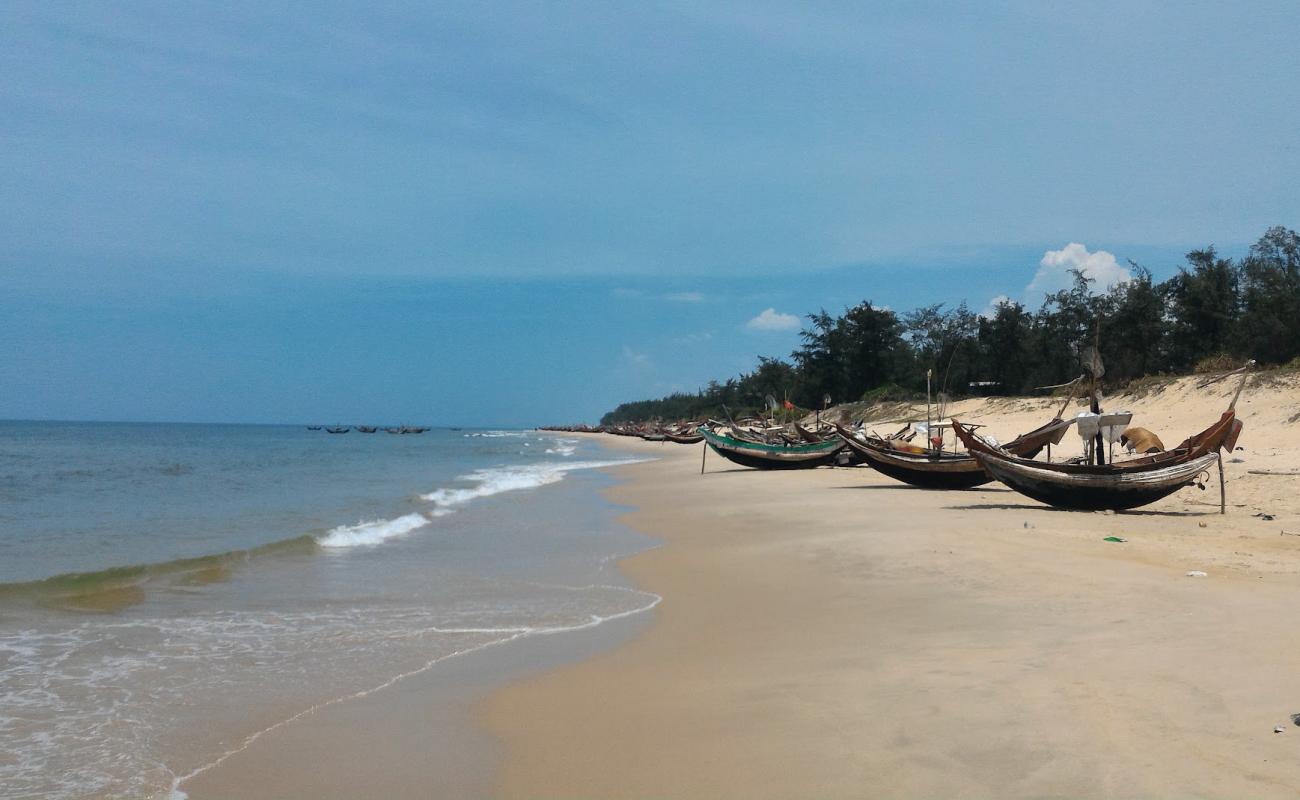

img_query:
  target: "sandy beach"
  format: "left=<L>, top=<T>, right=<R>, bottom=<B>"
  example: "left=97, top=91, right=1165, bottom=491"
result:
left=188, top=374, right=1300, bottom=799
left=489, top=374, right=1300, bottom=798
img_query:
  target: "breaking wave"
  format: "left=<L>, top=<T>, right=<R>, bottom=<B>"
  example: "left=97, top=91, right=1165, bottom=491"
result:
left=544, top=437, right=579, bottom=456
left=421, top=459, right=647, bottom=509
left=317, top=512, right=434, bottom=548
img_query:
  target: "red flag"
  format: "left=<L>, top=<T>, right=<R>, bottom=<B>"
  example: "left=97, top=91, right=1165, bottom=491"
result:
left=783, top=399, right=794, bottom=410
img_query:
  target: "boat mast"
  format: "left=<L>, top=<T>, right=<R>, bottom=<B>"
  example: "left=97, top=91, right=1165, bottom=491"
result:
left=925, top=369, right=933, bottom=450
left=1089, top=319, right=1105, bottom=466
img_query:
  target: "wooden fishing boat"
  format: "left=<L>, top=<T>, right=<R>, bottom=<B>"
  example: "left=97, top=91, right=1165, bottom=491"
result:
left=357, top=426, right=378, bottom=433
left=834, top=415, right=1074, bottom=489
left=953, top=411, right=1242, bottom=511
left=700, top=427, right=844, bottom=470
left=325, top=426, right=350, bottom=434
left=951, top=365, right=1249, bottom=510
left=306, top=426, right=322, bottom=431
left=664, top=431, right=704, bottom=444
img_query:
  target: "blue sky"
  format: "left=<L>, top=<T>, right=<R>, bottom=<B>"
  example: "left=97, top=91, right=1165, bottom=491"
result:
left=3, top=2, right=1298, bottom=425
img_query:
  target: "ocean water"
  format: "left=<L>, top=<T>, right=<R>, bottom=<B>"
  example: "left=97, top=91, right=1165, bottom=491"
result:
left=0, top=422, right=655, bottom=799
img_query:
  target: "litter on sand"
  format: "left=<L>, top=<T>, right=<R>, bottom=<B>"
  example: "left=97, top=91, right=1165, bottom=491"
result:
left=1186, top=570, right=1209, bottom=578
left=1103, top=536, right=1127, bottom=543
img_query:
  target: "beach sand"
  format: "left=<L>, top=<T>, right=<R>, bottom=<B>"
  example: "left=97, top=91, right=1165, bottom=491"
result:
left=190, top=373, right=1300, bottom=798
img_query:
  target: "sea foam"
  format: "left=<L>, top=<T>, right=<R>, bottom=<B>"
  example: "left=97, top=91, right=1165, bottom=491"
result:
left=422, top=459, right=645, bottom=509
left=318, top=512, right=431, bottom=548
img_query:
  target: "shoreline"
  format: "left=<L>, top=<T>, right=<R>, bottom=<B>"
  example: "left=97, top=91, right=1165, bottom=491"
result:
left=176, top=443, right=662, bottom=800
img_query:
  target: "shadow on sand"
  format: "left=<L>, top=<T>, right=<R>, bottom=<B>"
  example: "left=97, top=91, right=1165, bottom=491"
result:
left=942, top=502, right=1212, bottom=517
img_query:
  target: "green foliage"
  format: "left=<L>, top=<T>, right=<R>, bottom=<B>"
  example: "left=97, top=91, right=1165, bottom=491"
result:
left=601, top=226, right=1300, bottom=424
left=1192, top=354, right=1246, bottom=374
left=859, top=382, right=916, bottom=403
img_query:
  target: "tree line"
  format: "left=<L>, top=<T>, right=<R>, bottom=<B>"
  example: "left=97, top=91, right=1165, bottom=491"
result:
left=600, top=226, right=1300, bottom=425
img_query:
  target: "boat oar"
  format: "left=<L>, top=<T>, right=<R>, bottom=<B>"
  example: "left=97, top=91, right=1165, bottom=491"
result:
left=701, top=442, right=707, bottom=475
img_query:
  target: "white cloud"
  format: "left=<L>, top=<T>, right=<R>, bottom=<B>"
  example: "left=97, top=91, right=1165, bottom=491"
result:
left=663, top=291, right=705, bottom=303
left=672, top=330, right=714, bottom=345
left=620, top=345, right=651, bottom=369
left=980, top=294, right=1011, bottom=319
left=1026, top=243, right=1131, bottom=298
left=745, top=308, right=800, bottom=331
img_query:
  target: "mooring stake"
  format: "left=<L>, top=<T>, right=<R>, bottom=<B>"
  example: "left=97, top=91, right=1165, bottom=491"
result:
left=1218, top=451, right=1226, bottom=515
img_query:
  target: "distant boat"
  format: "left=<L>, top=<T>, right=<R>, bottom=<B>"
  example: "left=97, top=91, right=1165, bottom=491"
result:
left=385, top=427, right=401, bottom=434
left=357, top=426, right=378, bottom=433
left=306, top=426, right=322, bottom=431
left=325, top=426, right=350, bottom=434
left=399, top=426, right=429, bottom=434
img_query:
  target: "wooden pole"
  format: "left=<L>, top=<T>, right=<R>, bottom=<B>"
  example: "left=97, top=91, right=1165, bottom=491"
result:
left=1091, top=320, right=1105, bottom=466
left=1228, top=360, right=1255, bottom=412
left=926, top=369, right=933, bottom=448
left=700, top=442, right=707, bottom=475
left=1218, top=451, right=1226, bottom=514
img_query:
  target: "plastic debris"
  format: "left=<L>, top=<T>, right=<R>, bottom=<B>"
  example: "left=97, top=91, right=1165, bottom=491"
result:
left=1198, top=522, right=1208, bottom=528
left=1186, top=570, right=1208, bottom=578
left=1023, top=521, right=1034, bottom=529
left=1103, top=536, right=1127, bottom=543
left=1276, top=726, right=1286, bottom=734
left=1254, top=512, right=1276, bottom=521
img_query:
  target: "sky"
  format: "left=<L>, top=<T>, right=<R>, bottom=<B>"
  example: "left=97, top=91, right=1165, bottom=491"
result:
left=3, top=2, right=1299, bottom=425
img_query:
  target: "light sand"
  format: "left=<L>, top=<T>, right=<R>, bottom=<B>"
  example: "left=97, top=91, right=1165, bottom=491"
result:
left=488, top=374, right=1300, bottom=798
left=186, top=373, right=1300, bottom=798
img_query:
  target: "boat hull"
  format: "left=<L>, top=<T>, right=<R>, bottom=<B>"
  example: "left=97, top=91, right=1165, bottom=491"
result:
left=664, top=434, right=704, bottom=444
left=973, top=451, right=1219, bottom=511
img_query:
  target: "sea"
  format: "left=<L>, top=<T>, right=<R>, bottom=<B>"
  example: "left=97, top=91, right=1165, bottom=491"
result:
left=0, top=421, right=655, bottom=799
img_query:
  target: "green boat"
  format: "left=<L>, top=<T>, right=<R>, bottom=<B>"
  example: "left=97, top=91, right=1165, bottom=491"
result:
left=700, top=428, right=844, bottom=470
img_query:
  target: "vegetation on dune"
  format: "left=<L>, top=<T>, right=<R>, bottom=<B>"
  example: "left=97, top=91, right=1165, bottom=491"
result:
left=601, top=226, right=1300, bottom=425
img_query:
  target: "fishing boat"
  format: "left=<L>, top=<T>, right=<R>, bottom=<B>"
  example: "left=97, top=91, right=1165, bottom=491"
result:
left=951, top=366, right=1250, bottom=511
left=835, top=414, right=1074, bottom=490
left=357, top=426, right=378, bottom=433
left=664, top=428, right=704, bottom=444
left=306, top=426, right=322, bottom=431
left=700, top=427, right=844, bottom=470
left=325, top=426, right=350, bottom=434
